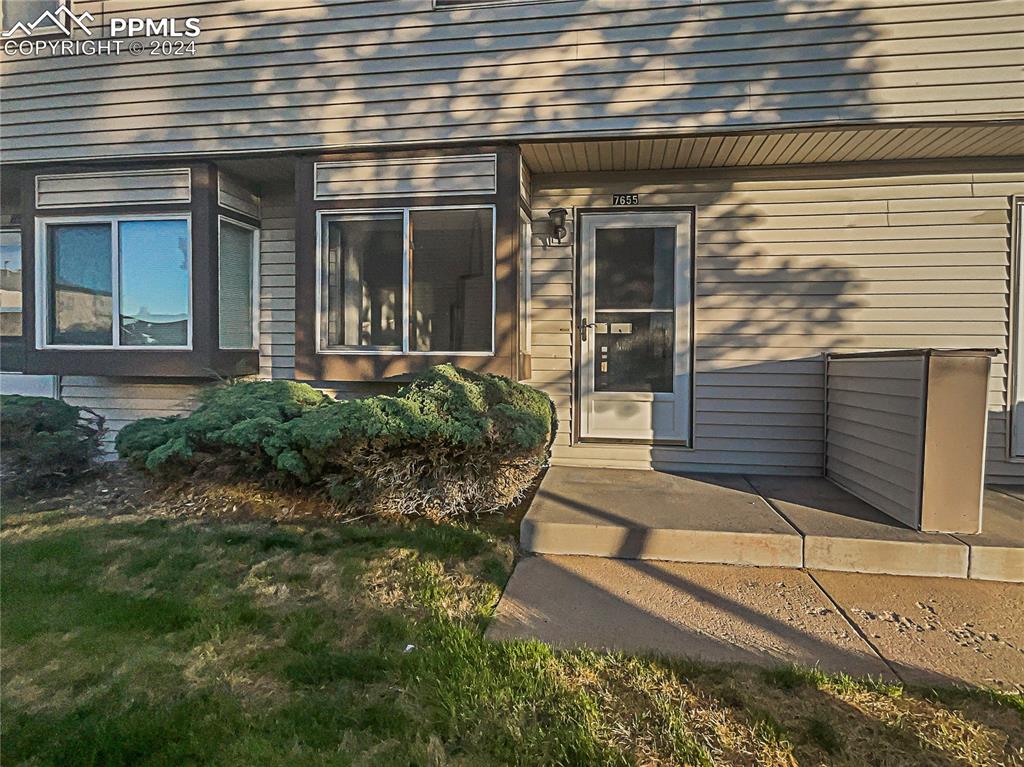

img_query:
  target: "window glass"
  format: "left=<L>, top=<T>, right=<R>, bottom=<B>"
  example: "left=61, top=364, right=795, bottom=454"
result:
left=0, top=230, right=21, bottom=337
left=409, top=208, right=492, bottom=352
left=323, top=214, right=403, bottom=349
left=219, top=220, right=256, bottom=349
left=2, top=1, right=61, bottom=28
left=118, top=219, right=189, bottom=346
left=48, top=223, right=113, bottom=346
left=519, top=212, right=531, bottom=355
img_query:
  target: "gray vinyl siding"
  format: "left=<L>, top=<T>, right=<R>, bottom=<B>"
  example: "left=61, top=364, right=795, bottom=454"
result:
left=34, top=169, right=191, bottom=208
left=3, top=1, right=1023, bottom=162
left=218, top=171, right=261, bottom=218
left=528, top=159, right=1024, bottom=479
left=258, top=183, right=297, bottom=379
left=825, top=355, right=925, bottom=525
left=313, top=155, right=497, bottom=200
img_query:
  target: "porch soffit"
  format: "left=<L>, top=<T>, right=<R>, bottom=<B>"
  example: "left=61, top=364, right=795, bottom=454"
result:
left=519, top=123, right=1024, bottom=175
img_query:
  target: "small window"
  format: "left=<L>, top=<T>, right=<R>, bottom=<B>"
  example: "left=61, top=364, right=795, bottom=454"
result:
left=38, top=216, right=191, bottom=349
left=218, top=218, right=259, bottom=350
left=1, top=229, right=22, bottom=337
left=319, top=206, right=495, bottom=354
left=1, top=1, right=65, bottom=32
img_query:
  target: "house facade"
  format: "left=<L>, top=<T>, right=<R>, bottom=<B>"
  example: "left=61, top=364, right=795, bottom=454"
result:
left=1, top=0, right=1023, bottom=487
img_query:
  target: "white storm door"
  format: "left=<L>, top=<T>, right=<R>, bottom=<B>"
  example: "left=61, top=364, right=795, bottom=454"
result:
left=579, top=211, right=693, bottom=443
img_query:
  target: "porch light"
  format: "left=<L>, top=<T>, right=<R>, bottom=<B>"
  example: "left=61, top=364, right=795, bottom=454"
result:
left=548, top=208, right=567, bottom=242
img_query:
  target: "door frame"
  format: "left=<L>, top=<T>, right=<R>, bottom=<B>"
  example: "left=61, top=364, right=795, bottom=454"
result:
left=573, top=206, right=697, bottom=446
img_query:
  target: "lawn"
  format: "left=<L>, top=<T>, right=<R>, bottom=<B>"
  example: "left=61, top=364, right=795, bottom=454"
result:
left=2, top=472, right=1022, bottom=767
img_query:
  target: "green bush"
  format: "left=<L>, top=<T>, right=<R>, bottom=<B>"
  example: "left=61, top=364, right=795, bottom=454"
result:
left=115, top=380, right=327, bottom=474
left=0, top=395, right=104, bottom=491
left=116, top=365, right=554, bottom=517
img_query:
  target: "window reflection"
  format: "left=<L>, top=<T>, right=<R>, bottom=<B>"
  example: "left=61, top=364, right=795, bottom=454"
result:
left=118, top=219, right=189, bottom=346
left=48, top=223, right=113, bottom=346
left=409, top=208, right=492, bottom=352
left=323, top=215, right=404, bottom=350
left=0, top=230, right=21, bottom=337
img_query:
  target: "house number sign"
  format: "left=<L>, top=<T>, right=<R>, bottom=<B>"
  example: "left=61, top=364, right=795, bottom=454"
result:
left=611, top=193, right=639, bottom=205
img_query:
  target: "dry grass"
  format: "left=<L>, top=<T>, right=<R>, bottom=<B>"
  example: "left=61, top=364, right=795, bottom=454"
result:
left=2, top=469, right=1022, bottom=766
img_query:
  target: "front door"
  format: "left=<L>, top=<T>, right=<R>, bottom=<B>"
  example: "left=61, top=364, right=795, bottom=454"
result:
left=578, top=211, right=693, bottom=442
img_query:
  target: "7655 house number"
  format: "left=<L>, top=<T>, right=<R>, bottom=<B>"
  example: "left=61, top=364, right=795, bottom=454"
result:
left=612, top=194, right=639, bottom=205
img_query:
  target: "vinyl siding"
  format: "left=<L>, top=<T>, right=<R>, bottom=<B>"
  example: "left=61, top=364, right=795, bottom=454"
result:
left=218, top=171, right=261, bottom=218
left=2, top=0, right=1023, bottom=162
left=313, top=154, right=497, bottom=199
left=825, top=355, right=926, bottom=525
left=34, top=169, right=191, bottom=208
left=258, top=183, right=297, bottom=379
left=528, top=159, right=1024, bottom=479
left=59, top=376, right=203, bottom=449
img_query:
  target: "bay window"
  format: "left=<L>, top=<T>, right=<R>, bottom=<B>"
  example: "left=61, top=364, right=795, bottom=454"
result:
left=37, top=216, right=191, bottom=349
left=318, top=206, right=494, bottom=354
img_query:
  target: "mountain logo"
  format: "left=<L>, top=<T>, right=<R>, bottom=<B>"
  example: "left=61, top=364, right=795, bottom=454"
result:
left=2, top=6, right=95, bottom=37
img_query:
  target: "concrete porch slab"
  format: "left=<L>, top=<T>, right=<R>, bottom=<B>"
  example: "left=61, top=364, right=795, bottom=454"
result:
left=747, top=476, right=969, bottom=579
left=487, top=555, right=894, bottom=679
left=958, top=488, right=1024, bottom=583
left=520, top=467, right=803, bottom=568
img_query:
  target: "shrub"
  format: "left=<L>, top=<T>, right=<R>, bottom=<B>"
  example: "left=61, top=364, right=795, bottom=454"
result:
left=0, top=395, right=104, bottom=492
left=115, top=380, right=327, bottom=474
left=117, top=365, right=555, bottom=518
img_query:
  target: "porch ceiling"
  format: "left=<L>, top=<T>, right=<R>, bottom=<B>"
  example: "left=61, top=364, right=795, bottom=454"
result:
left=520, top=122, right=1024, bottom=175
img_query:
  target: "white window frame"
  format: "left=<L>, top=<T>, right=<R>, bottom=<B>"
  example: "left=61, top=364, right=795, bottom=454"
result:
left=519, top=208, right=532, bottom=356
left=1012, top=197, right=1024, bottom=458
left=315, top=204, right=496, bottom=356
left=35, top=213, right=193, bottom=351
left=217, top=215, right=260, bottom=351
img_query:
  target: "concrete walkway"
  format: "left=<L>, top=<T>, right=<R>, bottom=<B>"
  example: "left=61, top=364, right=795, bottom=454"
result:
left=521, top=468, right=1024, bottom=581
left=488, top=555, right=1024, bottom=689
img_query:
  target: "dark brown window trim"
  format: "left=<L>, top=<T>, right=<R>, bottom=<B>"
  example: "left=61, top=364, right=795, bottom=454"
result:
left=20, top=161, right=259, bottom=379
left=294, top=145, right=525, bottom=382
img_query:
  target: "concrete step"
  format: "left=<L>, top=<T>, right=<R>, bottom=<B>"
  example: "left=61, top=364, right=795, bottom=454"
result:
left=520, top=467, right=1024, bottom=581
left=521, top=469, right=802, bottom=568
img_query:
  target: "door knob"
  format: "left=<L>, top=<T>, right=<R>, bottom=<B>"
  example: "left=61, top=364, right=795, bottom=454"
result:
left=579, top=321, right=597, bottom=342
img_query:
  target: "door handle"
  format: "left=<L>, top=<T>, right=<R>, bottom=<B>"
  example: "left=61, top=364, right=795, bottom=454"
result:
left=579, top=321, right=597, bottom=342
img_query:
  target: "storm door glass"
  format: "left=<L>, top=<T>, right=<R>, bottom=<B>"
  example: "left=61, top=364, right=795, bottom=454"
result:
left=593, top=227, right=676, bottom=393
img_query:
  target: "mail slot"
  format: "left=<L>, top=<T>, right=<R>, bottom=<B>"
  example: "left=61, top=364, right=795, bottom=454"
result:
left=610, top=323, right=632, bottom=334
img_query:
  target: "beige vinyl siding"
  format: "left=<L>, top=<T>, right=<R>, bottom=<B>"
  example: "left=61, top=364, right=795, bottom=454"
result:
left=825, top=355, right=925, bottom=525
left=258, top=183, right=297, bottom=379
left=3, top=1, right=1023, bottom=162
left=529, top=159, right=1024, bottom=478
left=313, top=155, right=497, bottom=200
left=34, top=169, right=191, bottom=208
left=59, top=376, right=203, bottom=449
left=218, top=171, right=261, bottom=218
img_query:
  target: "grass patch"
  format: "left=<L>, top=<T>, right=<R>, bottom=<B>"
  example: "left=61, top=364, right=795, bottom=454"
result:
left=3, top=478, right=1023, bottom=766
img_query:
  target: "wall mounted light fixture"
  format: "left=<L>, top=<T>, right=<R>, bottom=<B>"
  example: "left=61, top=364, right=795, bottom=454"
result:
left=548, top=208, right=567, bottom=242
